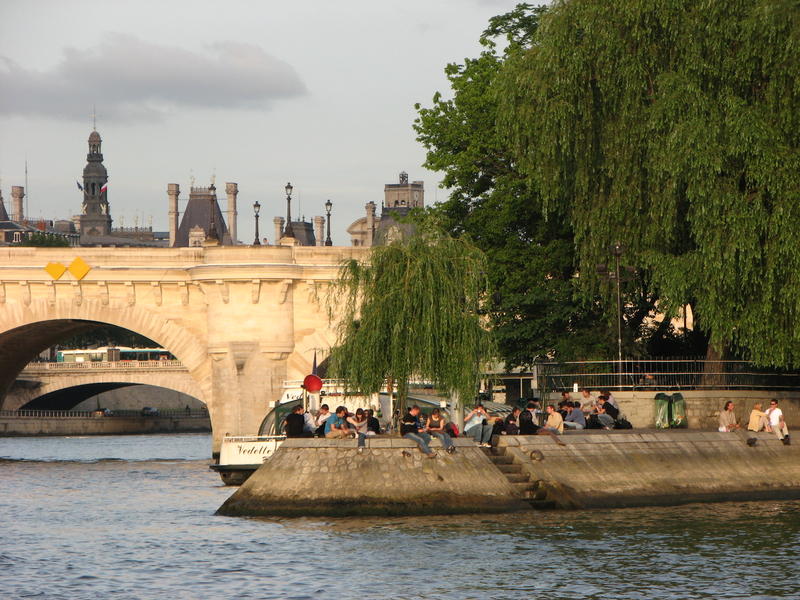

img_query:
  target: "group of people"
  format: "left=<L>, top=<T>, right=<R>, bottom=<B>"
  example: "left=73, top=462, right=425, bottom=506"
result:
left=283, top=403, right=382, bottom=453
left=718, top=399, right=791, bottom=444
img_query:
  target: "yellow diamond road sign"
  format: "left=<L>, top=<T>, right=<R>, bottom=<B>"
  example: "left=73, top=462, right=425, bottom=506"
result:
left=68, top=257, right=91, bottom=280
left=44, top=262, right=67, bottom=280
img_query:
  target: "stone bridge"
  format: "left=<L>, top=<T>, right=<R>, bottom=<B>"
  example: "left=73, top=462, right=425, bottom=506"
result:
left=8, top=360, right=200, bottom=411
left=0, top=245, right=366, bottom=454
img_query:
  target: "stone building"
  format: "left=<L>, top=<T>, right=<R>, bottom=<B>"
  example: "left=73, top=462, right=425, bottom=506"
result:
left=347, top=171, right=424, bottom=247
left=0, top=186, right=79, bottom=246
left=170, top=182, right=235, bottom=247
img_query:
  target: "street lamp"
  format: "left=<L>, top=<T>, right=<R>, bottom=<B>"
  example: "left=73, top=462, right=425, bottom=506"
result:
left=597, top=241, right=634, bottom=387
left=283, top=182, right=294, bottom=238
left=253, top=201, right=261, bottom=246
left=324, top=199, right=333, bottom=246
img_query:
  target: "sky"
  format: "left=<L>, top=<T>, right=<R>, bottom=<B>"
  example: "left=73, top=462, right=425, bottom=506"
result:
left=0, top=0, right=520, bottom=245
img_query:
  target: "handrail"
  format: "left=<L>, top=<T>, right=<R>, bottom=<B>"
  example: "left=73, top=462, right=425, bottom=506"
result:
left=21, top=360, right=185, bottom=371
left=0, top=409, right=209, bottom=419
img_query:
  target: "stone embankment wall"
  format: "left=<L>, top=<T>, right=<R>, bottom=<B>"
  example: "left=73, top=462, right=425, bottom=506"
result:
left=0, top=415, right=210, bottom=436
left=217, top=437, right=528, bottom=517
left=497, top=430, right=800, bottom=509
left=607, top=391, right=799, bottom=430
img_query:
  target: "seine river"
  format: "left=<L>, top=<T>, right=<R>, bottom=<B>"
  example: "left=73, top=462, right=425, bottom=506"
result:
left=1, top=433, right=798, bottom=599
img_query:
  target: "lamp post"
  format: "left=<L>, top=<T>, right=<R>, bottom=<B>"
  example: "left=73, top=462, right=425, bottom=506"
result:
left=283, top=182, right=294, bottom=238
left=597, top=241, right=633, bottom=388
left=253, top=201, right=261, bottom=246
left=324, top=199, right=333, bottom=246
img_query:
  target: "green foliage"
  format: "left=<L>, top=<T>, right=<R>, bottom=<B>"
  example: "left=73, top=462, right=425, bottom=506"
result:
left=17, top=232, right=70, bottom=247
left=414, top=3, right=616, bottom=365
left=499, top=0, right=800, bottom=367
left=327, top=219, right=492, bottom=406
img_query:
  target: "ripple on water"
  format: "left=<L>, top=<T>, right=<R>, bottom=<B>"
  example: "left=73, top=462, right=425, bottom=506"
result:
left=0, top=434, right=798, bottom=599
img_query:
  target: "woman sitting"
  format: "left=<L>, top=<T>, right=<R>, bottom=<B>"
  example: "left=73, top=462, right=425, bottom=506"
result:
left=347, top=408, right=373, bottom=453
left=425, top=407, right=456, bottom=454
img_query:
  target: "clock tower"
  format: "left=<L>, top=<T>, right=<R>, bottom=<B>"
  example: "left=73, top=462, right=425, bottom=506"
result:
left=383, top=171, right=424, bottom=216
left=79, top=129, right=112, bottom=238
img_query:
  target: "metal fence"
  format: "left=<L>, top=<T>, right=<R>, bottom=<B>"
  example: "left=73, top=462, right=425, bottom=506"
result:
left=537, top=359, right=800, bottom=392
left=0, top=409, right=209, bottom=419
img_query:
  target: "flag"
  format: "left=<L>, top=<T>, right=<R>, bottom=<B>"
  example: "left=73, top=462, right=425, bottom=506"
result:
left=312, top=350, right=318, bottom=376
left=100, top=182, right=108, bottom=193
left=76, top=181, right=83, bottom=191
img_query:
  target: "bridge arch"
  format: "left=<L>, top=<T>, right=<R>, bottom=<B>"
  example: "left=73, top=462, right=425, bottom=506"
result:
left=8, top=369, right=206, bottom=412
left=0, top=297, right=211, bottom=411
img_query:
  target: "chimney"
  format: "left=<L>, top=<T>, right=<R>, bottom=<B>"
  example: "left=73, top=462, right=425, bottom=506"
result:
left=11, top=186, right=24, bottom=222
left=365, top=201, right=376, bottom=247
left=313, top=216, right=325, bottom=246
left=273, top=216, right=285, bottom=244
left=225, top=182, right=238, bottom=245
left=168, top=183, right=180, bottom=247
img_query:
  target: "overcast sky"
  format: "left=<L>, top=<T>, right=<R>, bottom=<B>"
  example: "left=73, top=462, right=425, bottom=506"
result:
left=0, top=0, right=520, bottom=244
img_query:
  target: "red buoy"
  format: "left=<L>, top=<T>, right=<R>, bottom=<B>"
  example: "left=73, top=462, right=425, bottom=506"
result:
left=303, top=374, right=323, bottom=392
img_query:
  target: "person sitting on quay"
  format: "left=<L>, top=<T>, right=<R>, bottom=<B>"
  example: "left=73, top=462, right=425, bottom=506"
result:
left=347, top=407, right=374, bottom=453
left=324, top=406, right=352, bottom=439
left=284, top=404, right=312, bottom=438
left=747, top=402, right=770, bottom=433
left=563, top=401, right=586, bottom=430
left=718, top=400, right=741, bottom=432
left=464, top=403, right=494, bottom=447
left=595, top=395, right=619, bottom=429
left=400, top=405, right=437, bottom=458
left=601, top=389, right=619, bottom=410
left=519, top=401, right=538, bottom=435
left=580, top=388, right=596, bottom=412
left=538, top=405, right=567, bottom=445
left=314, top=404, right=332, bottom=436
left=425, top=407, right=456, bottom=454
left=504, top=407, right=521, bottom=435
left=766, top=399, right=790, bottom=445
left=366, top=409, right=381, bottom=435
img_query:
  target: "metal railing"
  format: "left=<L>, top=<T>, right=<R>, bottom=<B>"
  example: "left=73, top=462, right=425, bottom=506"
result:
left=0, top=409, right=209, bottom=419
left=21, top=360, right=185, bottom=371
left=537, top=359, right=800, bottom=392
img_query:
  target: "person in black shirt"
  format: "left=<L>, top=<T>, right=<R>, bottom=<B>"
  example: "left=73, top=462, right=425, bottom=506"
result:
left=284, top=404, right=311, bottom=437
left=596, top=396, right=618, bottom=428
left=518, top=402, right=541, bottom=435
left=366, top=409, right=381, bottom=434
left=400, top=405, right=436, bottom=458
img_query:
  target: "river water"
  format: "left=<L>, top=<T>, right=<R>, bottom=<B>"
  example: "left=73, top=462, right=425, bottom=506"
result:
left=1, top=433, right=798, bottom=599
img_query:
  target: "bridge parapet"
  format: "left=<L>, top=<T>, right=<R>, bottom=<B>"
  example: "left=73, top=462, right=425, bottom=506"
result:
left=22, top=360, right=186, bottom=372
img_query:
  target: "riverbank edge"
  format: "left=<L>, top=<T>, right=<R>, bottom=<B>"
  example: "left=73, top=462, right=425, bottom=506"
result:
left=217, top=430, right=800, bottom=517
left=498, top=429, right=800, bottom=509
left=216, top=437, right=528, bottom=517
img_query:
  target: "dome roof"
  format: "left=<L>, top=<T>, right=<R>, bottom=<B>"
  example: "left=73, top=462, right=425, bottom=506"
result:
left=88, top=130, right=101, bottom=144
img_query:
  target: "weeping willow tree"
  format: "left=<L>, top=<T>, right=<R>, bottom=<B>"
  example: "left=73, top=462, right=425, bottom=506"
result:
left=327, top=220, right=493, bottom=418
left=498, top=0, right=800, bottom=367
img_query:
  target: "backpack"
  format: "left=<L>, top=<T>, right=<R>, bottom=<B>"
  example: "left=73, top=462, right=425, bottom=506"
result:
left=615, top=417, right=633, bottom=430
left=445, top=422, right=459, bottom=438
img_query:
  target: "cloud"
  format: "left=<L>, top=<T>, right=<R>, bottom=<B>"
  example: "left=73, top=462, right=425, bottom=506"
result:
left=0, top=35, right=307, bottom=121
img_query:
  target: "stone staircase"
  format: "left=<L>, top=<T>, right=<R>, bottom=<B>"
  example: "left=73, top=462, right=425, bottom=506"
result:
left=481, top=446, right=555, bottom=509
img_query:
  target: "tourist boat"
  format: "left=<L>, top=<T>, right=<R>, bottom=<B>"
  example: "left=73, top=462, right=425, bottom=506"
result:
left=209, top=434, right=286, bottom=486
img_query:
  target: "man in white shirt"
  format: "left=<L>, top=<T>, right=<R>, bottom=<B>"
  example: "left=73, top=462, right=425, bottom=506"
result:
left=766, top=399, right=790, bottom=445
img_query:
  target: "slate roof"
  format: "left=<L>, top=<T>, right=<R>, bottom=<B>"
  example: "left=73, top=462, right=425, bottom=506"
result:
left=174, top=187, right=232, bottom=246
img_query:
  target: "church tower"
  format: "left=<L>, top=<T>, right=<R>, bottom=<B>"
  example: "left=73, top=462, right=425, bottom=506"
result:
left=79, top=129, right=112, bottom=238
